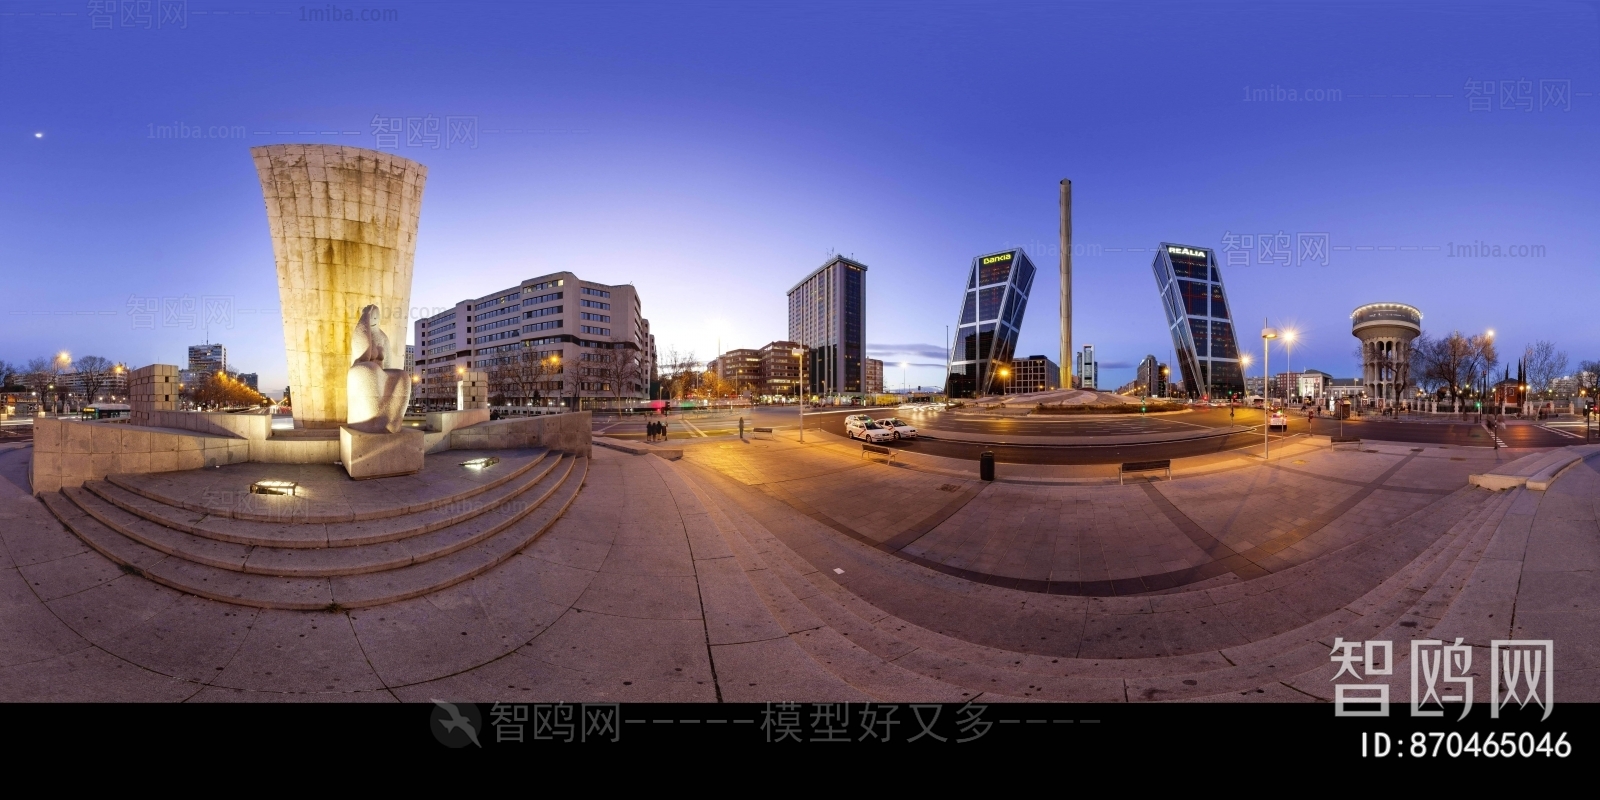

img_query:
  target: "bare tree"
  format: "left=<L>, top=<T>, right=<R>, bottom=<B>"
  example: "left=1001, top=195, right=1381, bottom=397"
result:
left=1409, top=335, right=1443, bottom=395
left=486, top=362, right=515, bottom=406
left=658, top=346, right=701, bottom=401
left=598, top=348, right=645, bottom=408
left=0, top=360, right=17, bottom=388
left=1523, top=340, right=1568, bottom=400
left=1411, top=331, right=1495, bottom=406
left=23, top=357, right=55, bottom=412
left=75, top=355, right=114, bottom=403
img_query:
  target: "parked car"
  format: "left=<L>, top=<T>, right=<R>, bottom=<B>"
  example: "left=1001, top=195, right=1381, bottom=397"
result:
left=843, top=414, right=871, bottom=426
left=875, top=417, right=918, bottom=439
left=845, top=418, right=895, bottom=443
left=1268, top=410, right=1288, bottom=431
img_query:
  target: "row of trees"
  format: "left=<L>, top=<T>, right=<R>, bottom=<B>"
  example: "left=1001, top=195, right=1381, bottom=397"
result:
left=656, top=347, right=767, bottom=401
left=0, top=355, right=125, bottom=412
left=187, top=372, right=270, bottom=410
left=482, top=347, right=648, bottom=407
left=1409, top=334, right=1597, bottom=404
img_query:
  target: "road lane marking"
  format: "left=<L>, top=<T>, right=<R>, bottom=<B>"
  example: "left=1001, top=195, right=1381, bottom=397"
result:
left=1538, top=424, right=1582, bottom=440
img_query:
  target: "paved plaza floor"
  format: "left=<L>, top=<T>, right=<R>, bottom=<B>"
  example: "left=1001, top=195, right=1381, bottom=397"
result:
left=1, top=434, right=1596, bottom=703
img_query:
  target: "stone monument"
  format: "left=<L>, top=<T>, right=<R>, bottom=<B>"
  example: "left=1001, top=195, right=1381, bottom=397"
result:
left=340, top=304, right=424, bottom=479
left=253, top=144, right=427, bottom=429
left=346, top=304, right=410, bottom=433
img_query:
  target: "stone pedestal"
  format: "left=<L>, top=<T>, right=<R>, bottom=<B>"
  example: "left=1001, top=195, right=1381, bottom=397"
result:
left=130, top=364, right=179, bottom=426
left=458, top=371, right=488, bottom=410
left=340, top=426, right=424, bottom=480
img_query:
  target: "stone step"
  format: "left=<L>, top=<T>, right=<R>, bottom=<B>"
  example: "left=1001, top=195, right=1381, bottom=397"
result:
left=43, top=456, right=588, bottom=610
left=104, top=448, right=549, bottom=524
left=83, top=450, right=559, bottom=548
left=686, top=456, right=1499, bottom=695
left=62, top=455, right=572, bottom=578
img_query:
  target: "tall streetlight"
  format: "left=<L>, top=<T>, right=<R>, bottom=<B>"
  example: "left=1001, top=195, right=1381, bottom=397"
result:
left=792, top=345, right=806, bottom=442
left=1281, top=329, right=1297, bottom=404
left=1240, top=353, right=1253, bottom=404
left=1262, top=323, right=1279, bottom=459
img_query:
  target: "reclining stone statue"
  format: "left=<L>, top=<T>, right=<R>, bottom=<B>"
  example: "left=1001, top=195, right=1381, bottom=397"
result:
left=346, top=304, right=410, bottom=434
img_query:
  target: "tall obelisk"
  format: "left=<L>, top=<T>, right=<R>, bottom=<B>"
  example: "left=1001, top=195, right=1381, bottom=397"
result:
left=1059, top=178, right=1073, bottom=390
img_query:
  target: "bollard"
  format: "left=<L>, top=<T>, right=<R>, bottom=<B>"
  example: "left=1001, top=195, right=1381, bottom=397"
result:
left=980, top=450, right=995, bottom=481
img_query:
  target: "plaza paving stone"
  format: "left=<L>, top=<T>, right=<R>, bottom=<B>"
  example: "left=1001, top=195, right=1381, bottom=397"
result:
left=0, top=436, right=1596, bottom=703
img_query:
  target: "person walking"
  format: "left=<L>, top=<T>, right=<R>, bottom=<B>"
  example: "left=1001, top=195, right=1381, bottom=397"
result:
left=647, top=421, right=656, bottom=441
left=661, top=421, right=669, bottom=441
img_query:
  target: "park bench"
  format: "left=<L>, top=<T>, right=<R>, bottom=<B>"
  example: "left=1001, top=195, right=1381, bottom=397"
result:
left=1330, top=436, right=1361, bottom=450
left=1119, top=459, right=1171, bottom=484
left=862, top=443, right=896, bottom=465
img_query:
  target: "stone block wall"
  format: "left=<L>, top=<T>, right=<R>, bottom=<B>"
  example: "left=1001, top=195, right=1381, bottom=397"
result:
left=130, top=364, right=179, bottom=426
left=449, top=411, right=591, bottom=458
left=144, top=410, right=270, bottom=441
left=457, top=371, right=487, bottom=410
left=30, top=417, right=250, bottom=494
left=425, top=408, right=490, bottom=435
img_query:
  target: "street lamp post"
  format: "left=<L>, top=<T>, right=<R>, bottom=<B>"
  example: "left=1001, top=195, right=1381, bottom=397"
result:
left=792, top=345, right=805, bottom=442
left=1282, top=330, right=1296, bottom=405
left=1262, top=323, right=1279, bottom=459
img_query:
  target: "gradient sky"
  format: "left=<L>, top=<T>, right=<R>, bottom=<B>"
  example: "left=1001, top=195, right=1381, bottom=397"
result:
left=3, top=1, right=1597, bottom=394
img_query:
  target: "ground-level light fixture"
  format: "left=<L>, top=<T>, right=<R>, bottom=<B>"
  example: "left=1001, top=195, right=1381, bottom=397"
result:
left=250, top=479, right=298, bottom=496
left=459, top=457, right=500, bottom=469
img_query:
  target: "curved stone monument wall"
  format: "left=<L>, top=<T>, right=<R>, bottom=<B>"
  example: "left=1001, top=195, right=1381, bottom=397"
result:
left=252, top=144, right=427, bottom=428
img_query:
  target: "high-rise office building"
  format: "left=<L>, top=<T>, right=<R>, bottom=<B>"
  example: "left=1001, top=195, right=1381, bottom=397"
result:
left=758, top=341, right=801, bottom=398
left=1135, top=355, right=1167, bottom=397
left=1007, top=355, right=1060, bottom=394
left=187, top=343, right=226, bottom=381
left=413, top=272, right=650, bottom=410
left=1151, top=244, right=1244, bottom=399
left=865, top=358, right=884, bottom=394
left=1080, top=344, right=1097, bottom=390
left=787, top=256, right=868, bottom=397
left=946, top=248, right=1036, bottom=398
left=712, top=348, right=764, bottom=392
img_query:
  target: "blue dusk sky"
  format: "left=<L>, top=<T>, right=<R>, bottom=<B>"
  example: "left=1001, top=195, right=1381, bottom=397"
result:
left=2, top=1, right=1597, bottom=394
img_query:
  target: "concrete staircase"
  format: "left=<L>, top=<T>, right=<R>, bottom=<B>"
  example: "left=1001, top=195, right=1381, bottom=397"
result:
left=40, top=449, right=587, bottom=610
left=663, top=456, right=1526, bottom=702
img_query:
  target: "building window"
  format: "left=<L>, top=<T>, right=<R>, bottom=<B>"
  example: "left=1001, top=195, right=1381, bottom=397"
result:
left=580, top=299, right=610, bottom=310
left=524, top=305, right=562, bottom=319
left=580, top=312, right=610, bottom=322
left=525, top=279, right=564, bottom=292
left=474, top=294, right=521, bottom=311
left=524, top=320, right=563, bottom=333
left=523, top=292, right=563, bottom=306
left=581, top=287, right=610, bottom=298
left=580, top=326, right=610, bottom=335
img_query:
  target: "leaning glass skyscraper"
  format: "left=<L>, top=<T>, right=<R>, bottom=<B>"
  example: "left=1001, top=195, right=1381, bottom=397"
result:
left=946, top=248, right=1035, bottom=398
left=1151, top=244, right=1243, bottom=399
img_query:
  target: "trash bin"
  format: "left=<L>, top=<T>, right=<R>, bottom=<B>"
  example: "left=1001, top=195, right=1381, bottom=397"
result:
left=980, top=450, right=995, bottom=482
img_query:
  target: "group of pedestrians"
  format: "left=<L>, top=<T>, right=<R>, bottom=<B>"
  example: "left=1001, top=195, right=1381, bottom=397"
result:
left=646, top=420, right=669, bottom=442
